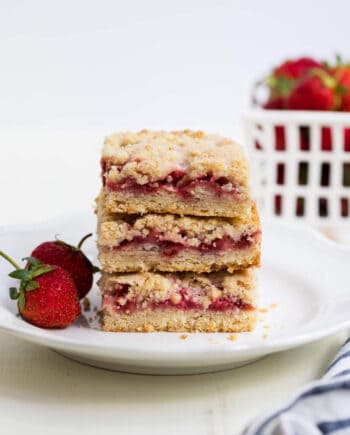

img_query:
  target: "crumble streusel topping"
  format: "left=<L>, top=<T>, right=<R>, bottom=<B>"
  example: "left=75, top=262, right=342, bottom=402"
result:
left=99, top=211, right=259, bottom=247
left=97, top=190, right=260, bottom=247
left=99, top=270, right=256, bottom=308
left=102, top=130, right=249, bottom=185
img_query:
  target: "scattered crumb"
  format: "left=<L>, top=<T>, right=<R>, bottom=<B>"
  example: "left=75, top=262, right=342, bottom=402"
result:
left=88, top=317, right=93, bottom=322
left=259, top=308, right=269, bottom=313
left=270, top=303, right=278, bottom=309
left=82, top=297, right=91, bottom=311
left=93, top=306, right=98, bottom=312
left=263, top=324, right=270, bottom=329
left=262, top=334, right=269, bottom=339
left=228, top=334, right=237, bottom=341
left=208, top=337, right=219, bottom=345
left=322, top=228, right=336, bottom=240
left=180, top=334, right=188, bottom=340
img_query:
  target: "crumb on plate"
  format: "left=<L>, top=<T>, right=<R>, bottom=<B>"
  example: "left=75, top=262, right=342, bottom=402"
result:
left=259, top=308, right=269, bottom=313
left=82, top=297, right=91, bottom=311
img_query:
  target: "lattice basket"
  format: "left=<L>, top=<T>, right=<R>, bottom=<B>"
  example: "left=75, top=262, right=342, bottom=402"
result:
left=244, top=110, right=350, bottom=233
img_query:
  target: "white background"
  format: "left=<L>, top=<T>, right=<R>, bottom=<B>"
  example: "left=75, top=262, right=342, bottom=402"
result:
left=0, top=1, right=349, bottom=434
left=1, top=0, right=350, bottom=224
left=1, top=0, right=350, bottom=135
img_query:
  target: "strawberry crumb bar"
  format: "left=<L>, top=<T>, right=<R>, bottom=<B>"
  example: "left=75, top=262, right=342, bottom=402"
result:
left=99, top=270, right=257, bottom=332
left=101, top=130, right=252, bottom=218
left=97, top=190, right=261, bottom=273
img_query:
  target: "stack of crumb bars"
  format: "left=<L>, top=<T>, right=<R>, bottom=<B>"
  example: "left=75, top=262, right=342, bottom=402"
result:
left=97, top=130, right=261, bottom=332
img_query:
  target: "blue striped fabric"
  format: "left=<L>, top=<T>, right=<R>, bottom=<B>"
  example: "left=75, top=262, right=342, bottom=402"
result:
left=242, top=336, right=350, bottom=435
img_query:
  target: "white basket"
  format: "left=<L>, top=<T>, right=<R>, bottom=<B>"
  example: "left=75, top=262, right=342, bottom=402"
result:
left=244, top=110, right=350, bottom=231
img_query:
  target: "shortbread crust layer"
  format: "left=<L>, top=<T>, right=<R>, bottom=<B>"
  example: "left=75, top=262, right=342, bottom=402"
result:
left=102, top=309, right=257, bottom=333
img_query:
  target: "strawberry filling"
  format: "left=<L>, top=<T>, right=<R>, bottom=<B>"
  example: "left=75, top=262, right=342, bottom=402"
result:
left=103, top=284, right=254, bottom=314
left=103, top=231, right=259, bottom=258
left=102, top=161, right=240, bottom=198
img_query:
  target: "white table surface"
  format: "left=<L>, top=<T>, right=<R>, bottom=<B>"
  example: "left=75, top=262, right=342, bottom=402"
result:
left=0, top=133, right=348, bottom=435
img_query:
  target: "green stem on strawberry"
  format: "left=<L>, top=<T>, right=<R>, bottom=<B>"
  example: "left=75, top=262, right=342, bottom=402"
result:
left=0, top=251, right=55, bottom=309
left=77, top=233, right=93, bottom=250
left=76, top=233, right=100, bottom=273
left=0, top=250, right=21, bottom=270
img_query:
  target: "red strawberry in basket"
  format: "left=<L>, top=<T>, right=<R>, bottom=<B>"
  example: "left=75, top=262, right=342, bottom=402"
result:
left=31, top=233, right=99, bottom=299
left=274, top=57, right=323, bottom=80
left=0, top=252, right=80, bottom=328
left=321, top=127, right=332, bottom=151
left=286, top=70, right=337, bottom=111
left=345, top=128, right=350, bottom=151
left=264, top=98, right=284, bottom=110
left=320, top=127, right=350, bottom=152
left=332, top=65, right=350, bottom=111
left=264, top=57, right=324, bottom=109
left=275, top=126, right=286, bottom=151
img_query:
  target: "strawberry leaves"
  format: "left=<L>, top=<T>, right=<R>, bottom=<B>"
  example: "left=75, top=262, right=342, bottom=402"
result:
left=9, top=269, right=32, bottom=280
left=0, top=250, right=55, bottom=312
left=9, top=287, right=19, bottom=299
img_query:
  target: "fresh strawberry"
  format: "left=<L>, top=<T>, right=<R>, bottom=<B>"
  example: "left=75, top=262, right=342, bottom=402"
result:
left=263, top=98, right=284, bottom=109
left=31, top=234, right=99, bottom=299
left=320, top=127, right=350, bottom=151
left=274, top=125, right=310, bottom=151
left=275, top=126, right=286, bottom=150
left=286, top=70, right=337, bottom=111
left=321, top=127, right=332, bottom=151
left=264, top=57, right=324, bottom=108
left=274, top=57, right=323, bottom=80
left=274, top=195, right=282, bottom=215
left=0, top=253, right=80, bottom=328
left=345, top=128, right=350, bottom=151
left=332, top=66, right=350, bottom=111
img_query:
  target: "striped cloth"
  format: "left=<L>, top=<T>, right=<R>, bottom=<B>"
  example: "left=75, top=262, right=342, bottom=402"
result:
left=243, top=336, right=350, bottom=435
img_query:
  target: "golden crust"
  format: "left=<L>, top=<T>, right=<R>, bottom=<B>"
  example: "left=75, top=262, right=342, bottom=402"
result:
left=102, top=308, right=257, bottom=332
left=104, top=188, right=253, bottom=218
left=98, top=247, right=260, bottom=273
left=102, top=129, right=249, bottom=187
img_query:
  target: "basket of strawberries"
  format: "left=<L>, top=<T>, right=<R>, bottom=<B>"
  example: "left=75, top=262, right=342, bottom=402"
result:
left=244, top=56, right=350, bottom=231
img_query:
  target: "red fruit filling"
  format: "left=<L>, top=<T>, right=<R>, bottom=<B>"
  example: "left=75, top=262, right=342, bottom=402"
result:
left=101, top=161, right=240, bottom=198
left=104, top=284, right=254, bottom=314
left=105, top=231, right=259, bottom=258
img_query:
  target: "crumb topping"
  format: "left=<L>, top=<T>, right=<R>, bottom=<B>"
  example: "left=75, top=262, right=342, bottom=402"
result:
left=102, top=130, right=249, bottom=186
left=99, top=212, right=259, bottom=247
left=97, top=190, right=260, bottom=247
left=99, top=270, right=256, bottom=309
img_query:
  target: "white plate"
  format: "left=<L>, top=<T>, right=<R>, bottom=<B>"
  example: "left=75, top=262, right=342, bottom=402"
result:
left=0, top=213, right=349, bottom=375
